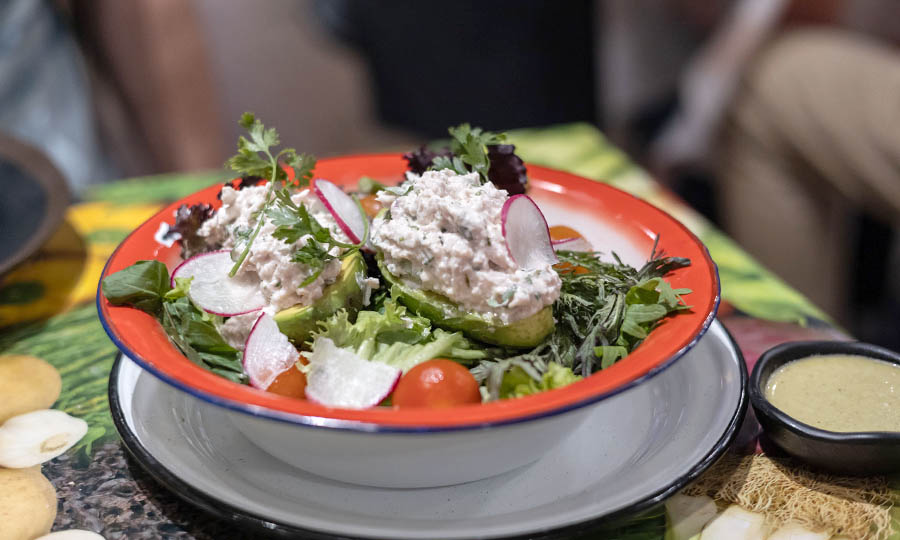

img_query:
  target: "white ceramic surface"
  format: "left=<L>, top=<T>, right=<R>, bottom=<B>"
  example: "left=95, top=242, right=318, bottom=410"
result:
left=112, top=320, right=745, bottom=539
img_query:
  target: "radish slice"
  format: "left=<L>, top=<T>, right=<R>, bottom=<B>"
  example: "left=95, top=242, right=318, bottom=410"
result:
left=551, top=236, right=593, bottom=252
left=314, top=178, right=367, bottom=244
left=501, top=194, right=558, bottom=269
left=304, top=338, right=401, bottom=409
left=243, top=313, right=300, bottom=389
left=171, top=250, right=265, bottom=316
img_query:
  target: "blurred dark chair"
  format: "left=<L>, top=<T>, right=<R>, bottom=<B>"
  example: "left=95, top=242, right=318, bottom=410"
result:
left=315, top=0, right=598, bottom=136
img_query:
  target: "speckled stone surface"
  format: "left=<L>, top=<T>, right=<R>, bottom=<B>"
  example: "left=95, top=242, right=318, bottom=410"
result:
left=44, top=441, right=257, bottom=540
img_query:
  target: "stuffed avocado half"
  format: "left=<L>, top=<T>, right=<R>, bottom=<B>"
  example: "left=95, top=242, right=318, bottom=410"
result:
left=274, top=251, right=368, bottom=344
left=368, top=169, right=561, bottom=348
left=377, top=256, right=554, bottom=348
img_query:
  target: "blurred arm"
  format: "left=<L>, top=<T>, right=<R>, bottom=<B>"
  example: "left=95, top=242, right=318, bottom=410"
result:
left=650, top=0, right=789, bottom=174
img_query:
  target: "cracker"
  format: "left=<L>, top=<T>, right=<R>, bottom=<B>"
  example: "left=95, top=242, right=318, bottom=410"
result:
left=0, top=355, right=62, bottom=423
left=0, top=465, right=57, bottom=539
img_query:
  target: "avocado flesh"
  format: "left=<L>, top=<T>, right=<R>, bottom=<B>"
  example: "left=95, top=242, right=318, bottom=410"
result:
left=273, top=252, right=367, bottom=344
left=377, top=259, right=554, bottom=348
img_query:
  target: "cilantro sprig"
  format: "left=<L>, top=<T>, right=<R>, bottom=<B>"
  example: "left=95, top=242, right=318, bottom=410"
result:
left=431, top=123, right=506, bottom=183
left=225, top=112, right=316, bottom=276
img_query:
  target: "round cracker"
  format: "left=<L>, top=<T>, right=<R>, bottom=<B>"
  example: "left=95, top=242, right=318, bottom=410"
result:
left=0, top=465, right=57, bottom=539
left=0, top=355, right=62, bottom=424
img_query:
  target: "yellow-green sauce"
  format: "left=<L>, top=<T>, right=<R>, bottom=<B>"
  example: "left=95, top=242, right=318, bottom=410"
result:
left=764, top=354, right=900, bottom=433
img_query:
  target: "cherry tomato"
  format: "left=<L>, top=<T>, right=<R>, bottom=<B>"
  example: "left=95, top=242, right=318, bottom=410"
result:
left=548, top=225, right=583, bottom=242
left=393, top=359, right=481, bottom=408
left=548, top=225, right=591, bottom=274
left=266, top=365, right=307, bottom=399
left=359, top=194, right=383, bottom=218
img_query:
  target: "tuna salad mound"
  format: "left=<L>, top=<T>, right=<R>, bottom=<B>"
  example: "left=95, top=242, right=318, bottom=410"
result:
left=371, top=169, right=560, bottom=325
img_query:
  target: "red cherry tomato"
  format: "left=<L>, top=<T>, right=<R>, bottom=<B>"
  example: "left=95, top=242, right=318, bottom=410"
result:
left=548, top=225, right=583, bottom=242
left=266, top=365, right=307, bottom=399
left=393, top=359, right=481, bottom=408
left=359, top=194, right=383, bottom=218
left=549, top=225, right=591, bottom=274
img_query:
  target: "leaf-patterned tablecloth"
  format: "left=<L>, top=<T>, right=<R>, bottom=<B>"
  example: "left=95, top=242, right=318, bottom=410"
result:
left=0, top=123, right=896, bottom=539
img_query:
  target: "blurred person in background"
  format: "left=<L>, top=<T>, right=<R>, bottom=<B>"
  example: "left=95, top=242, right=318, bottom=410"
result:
left=644, top=0, right=900, bottom=345
left=0, top=0, right=225, bottom=194
left=0, top=0, right=114, bottom=192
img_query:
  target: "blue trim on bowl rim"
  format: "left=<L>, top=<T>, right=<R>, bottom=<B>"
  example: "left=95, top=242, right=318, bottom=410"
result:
left=107, top=320, right=747, bottom=539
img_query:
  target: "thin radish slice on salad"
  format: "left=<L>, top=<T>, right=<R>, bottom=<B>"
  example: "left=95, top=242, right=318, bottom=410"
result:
left=501, top=194, right=558, bottom=269
left=314, top=178, right=367, bottom=244
left=551, top=236, right=593, bottom=252
left=171, top=250, right=265, bottom=316
left=243, top=313, right=300, bottom=389
left=304, top=338, right=401, bottom=409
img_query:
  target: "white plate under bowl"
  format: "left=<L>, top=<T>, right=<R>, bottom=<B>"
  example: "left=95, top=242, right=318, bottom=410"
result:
left=109, top=319, right=746, bottom=539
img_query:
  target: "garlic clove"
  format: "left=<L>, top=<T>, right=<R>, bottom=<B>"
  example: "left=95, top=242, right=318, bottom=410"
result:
left=35, top=531, right=106, bottom=540
left=665, top=493, right=718, bottom=540
left=699, top=505, right=766, bottom=540
left=766, top=523, right=830, bottom=540
left=0, top=409, right=88, bottom=468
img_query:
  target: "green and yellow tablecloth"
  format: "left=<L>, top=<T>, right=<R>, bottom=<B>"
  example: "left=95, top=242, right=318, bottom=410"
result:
left=0, top=124, right=896, bottom=538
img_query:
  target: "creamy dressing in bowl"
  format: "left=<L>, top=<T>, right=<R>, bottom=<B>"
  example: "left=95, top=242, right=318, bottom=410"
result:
left=764, top=354, right=900, bottom=433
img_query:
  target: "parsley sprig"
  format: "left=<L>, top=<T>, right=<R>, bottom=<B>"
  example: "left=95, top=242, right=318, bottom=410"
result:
left=431, top=123, right=506, bottom=183
left=266, top=189, right=368, bottom=287
left=225, top=112, right=316, bottom=276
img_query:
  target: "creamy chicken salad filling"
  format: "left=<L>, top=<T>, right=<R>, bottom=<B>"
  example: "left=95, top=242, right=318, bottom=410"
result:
left=371, top=169, right=561, bottom=325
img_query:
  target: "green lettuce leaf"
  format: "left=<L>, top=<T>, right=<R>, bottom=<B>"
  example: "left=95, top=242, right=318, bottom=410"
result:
left=101, top=260, right=170, bottom=315
left=101, top=260, right=246, bottom=384
left=311, top=300, right=479, bottom=373
left=499, top=362, right=581, bottom=399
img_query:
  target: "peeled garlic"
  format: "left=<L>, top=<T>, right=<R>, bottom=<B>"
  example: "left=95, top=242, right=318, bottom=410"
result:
left=700, top=505, right=766, bottom=540
left=665, top=493, right=718, bottom=540
left=0, top=409, right=88, bottom=468
left=766, top=523, right=830, bottom=540
left=35, top=531, right=106, bottom=539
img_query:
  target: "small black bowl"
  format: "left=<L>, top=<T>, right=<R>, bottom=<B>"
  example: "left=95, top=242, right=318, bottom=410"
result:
left=750, top=340, right=900, bottom=475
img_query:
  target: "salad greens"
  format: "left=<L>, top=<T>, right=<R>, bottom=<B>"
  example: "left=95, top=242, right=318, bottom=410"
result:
left=101, top=261, right=246, bottom=384
left=403, top=123, right=528, bottom=194
left=500, top=362, right=582, bottom=400
left=431, top=123, right=506, bottom=184
left=309, top=299, right=484, bottom=374
left=469, top=239, right=691, bottom=399
left=169, top=203, right=215, bottom=258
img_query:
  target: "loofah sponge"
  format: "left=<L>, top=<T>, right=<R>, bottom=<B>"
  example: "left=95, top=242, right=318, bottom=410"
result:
left=682, top=453, right=896, bottom=540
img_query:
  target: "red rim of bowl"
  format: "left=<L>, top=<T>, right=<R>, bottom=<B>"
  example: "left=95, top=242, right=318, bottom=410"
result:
left=97, top=154, right=719, bottom=432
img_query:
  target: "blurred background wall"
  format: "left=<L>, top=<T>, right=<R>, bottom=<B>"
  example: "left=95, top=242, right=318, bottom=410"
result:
left=3, top=0, right=898, bottom=347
